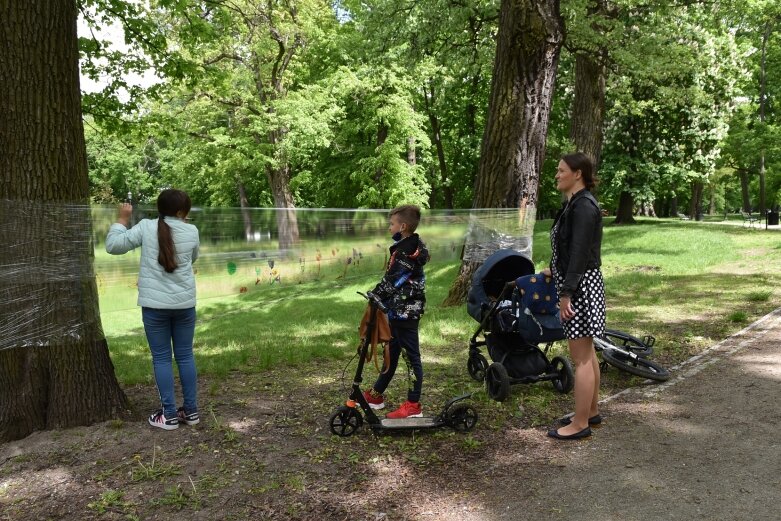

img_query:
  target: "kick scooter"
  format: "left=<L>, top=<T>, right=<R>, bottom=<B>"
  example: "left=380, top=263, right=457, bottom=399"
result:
left=329, top=292, right=478, bottom=436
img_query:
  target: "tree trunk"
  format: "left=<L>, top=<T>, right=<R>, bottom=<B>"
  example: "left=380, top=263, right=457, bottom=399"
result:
left=444, top=0, right=564, bottom=306
left=374, top=121, right=389, bottom=183
left=689, top=181, right=704, bottom=221
left=758, top=21, right=772, bottom=216
left=237, top=179, right=253, bottom=241
left=265, top=163, right=299, bottom=251
left=424, top=87, right=454, bottom=209
left=670, top=194, right=679, bottom=217
left=614, top=191, right=636, bottom=224
left=0, top=0, right=129, bottom=441
left=266, top=130, right=300, bottom=251
left=407, top=136, right=416, bottom=165
left=570, top=53, right=606, bottom=171
left=739, top=169, right=751, bottom=212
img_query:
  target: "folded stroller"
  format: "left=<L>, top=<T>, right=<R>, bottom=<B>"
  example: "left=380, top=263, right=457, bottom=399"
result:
left=466, top=249, right=574, bottom=401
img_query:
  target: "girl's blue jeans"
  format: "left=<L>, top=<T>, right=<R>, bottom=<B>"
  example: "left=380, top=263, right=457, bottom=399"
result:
left=141, top=307, right=198, bottom=418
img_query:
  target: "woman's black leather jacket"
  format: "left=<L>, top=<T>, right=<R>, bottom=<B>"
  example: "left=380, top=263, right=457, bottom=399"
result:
left=552, top=188, right=603, bottom=298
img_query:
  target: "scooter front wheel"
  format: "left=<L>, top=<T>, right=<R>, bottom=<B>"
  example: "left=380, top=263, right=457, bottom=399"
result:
left=329, top=406, right=363, bottom=436
left=447, top=403, right=479, bottom=432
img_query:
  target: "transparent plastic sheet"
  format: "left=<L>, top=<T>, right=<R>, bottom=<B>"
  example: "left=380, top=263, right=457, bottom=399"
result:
left=0, top=200, right=102, bottom=350
left=1, top=205, right=536, bottom=348
left=462, top=206, right=536, bottom=263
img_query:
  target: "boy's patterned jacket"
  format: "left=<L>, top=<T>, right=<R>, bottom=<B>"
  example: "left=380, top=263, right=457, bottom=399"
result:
left=370, top=234, right=429, bottom=321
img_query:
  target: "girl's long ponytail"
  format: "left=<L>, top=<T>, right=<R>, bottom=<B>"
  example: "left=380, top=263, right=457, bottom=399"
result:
left=155, top=188, right=191, bottom=273
left=157, top=217, right=178, bottom=273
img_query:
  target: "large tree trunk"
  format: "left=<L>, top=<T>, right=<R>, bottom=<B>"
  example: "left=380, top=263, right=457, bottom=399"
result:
left=0, top=0, right=129, bottom=441
left=267, top=129, right=300, bottom=251
left=570, top=53, right=607, bottom=171
left=265, top=162, right=299, bottom=251
left=444, top=0, right=564, bottom=306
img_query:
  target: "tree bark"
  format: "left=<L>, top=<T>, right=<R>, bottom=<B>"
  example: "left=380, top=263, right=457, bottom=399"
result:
left=689, top=180, right=704, bottom=221
left=0, top=0, right=129, bottom=441
left=739, top=169, right=751, bottom=212
left=265, top=162, right=299, bottom=251
left=424, top=86, right=454, bottom=209
left=407, top=136, right=416, bottom=165
left=237, top=178, right=253, bottom=241
left=266, top=127, right=300, bottom=251
left=758, top=21, right=772, bottom=216
left=444, top=0, right=564, bottom=306
left=569, top=0, right=609, bottom=173
left=614, top=191, right=636, bottom=224
left=570, top=53, right=606, bottom=169
left=374, top=121, right=389, bottom=183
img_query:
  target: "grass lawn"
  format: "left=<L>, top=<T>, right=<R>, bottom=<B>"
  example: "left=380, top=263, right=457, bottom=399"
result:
left=5, top=218, right=780, bottom=521
left=101, top=218, right=781, bottom=423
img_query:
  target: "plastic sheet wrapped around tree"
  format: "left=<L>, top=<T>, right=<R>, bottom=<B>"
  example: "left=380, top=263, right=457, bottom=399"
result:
left=462, top=207, right=535, bottom=264
left=0, top=201, right=103, bottom=351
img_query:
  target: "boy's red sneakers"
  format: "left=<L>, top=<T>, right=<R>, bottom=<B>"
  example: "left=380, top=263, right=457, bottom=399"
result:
left=386, top=400, right=422, bottom=419
left=362, top=389, right=385, bottom=410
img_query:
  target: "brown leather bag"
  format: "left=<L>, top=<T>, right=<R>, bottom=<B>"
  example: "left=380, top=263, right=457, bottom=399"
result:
left=358, top=304, right=392, bottom=373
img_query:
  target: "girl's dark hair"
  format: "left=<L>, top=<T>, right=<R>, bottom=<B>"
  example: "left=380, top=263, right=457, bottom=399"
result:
left=561, top=152, right=597, bottom=190
left=157, top=189, right=192, bottom=273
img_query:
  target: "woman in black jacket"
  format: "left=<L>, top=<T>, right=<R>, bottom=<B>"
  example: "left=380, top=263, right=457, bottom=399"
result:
left=546, top=152, right=605, bottom=440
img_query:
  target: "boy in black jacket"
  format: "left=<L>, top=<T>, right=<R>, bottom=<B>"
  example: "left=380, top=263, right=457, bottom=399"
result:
left=365, top=205, right=430, bottom=418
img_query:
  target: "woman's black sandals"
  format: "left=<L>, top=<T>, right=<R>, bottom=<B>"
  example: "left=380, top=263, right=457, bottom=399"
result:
left=547, top=426, right=592, bottom=440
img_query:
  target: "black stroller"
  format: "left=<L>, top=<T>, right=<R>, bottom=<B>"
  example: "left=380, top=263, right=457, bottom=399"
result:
left=466, top=249, right=574, bottom=401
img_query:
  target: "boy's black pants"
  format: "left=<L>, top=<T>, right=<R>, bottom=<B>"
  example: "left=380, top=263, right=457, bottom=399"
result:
left=372, top=319, right=423, bottom=403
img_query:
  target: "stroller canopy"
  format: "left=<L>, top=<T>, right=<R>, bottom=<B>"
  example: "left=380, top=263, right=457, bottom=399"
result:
left=466, top=249, right=535, bottom=322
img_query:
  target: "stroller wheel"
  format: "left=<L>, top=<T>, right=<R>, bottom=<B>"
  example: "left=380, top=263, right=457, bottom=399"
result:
left=551, top=356, right=574, bottom=393
left=329, top=406, right=363, bottom=436
left=485, top=363, right=510, bottom=402
left=467, top=353, right=489, bottom=381
left=447, top=403, right=479, bottom=432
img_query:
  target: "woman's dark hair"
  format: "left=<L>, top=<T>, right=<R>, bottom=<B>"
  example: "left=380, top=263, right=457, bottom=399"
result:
left=561, top=152, right=597, bottom=190
left=157, top=189, right=192, bottom=273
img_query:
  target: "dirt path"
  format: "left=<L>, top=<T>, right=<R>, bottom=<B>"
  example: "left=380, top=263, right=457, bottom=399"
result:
left=2, top=310, right=780, bottom=520
left=442, top=308, right=781, bottom=520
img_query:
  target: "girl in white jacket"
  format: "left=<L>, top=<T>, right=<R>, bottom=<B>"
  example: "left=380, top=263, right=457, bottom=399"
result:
left=106, top=189, right=200, bottom=430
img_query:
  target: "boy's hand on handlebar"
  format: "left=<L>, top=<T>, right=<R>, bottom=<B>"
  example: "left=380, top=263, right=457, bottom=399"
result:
left=366, top=291, right=387, bottom=312
left=117, top=203, right=132, bottom=227
left=559, top=296, right=574, bottom=321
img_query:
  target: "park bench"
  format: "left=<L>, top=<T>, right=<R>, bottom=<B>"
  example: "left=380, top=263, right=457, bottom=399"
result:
left=742, top=211, right=759, bottom=228
left=677, top=212, right=690, bottom=220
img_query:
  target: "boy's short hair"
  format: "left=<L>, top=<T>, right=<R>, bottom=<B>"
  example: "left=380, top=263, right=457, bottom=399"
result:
left=390, top=205, right=421, bottom=233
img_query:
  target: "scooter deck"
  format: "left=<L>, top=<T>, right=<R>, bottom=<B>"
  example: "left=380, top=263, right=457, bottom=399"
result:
left=378, top=416, right=442, bottom=429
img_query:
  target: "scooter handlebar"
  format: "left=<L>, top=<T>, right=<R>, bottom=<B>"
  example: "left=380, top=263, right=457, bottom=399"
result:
left=357, top=291, right=388, bottom=312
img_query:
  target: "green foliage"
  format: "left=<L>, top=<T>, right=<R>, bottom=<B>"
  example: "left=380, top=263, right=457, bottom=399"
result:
left=79, top=0, right=780, bottom=214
